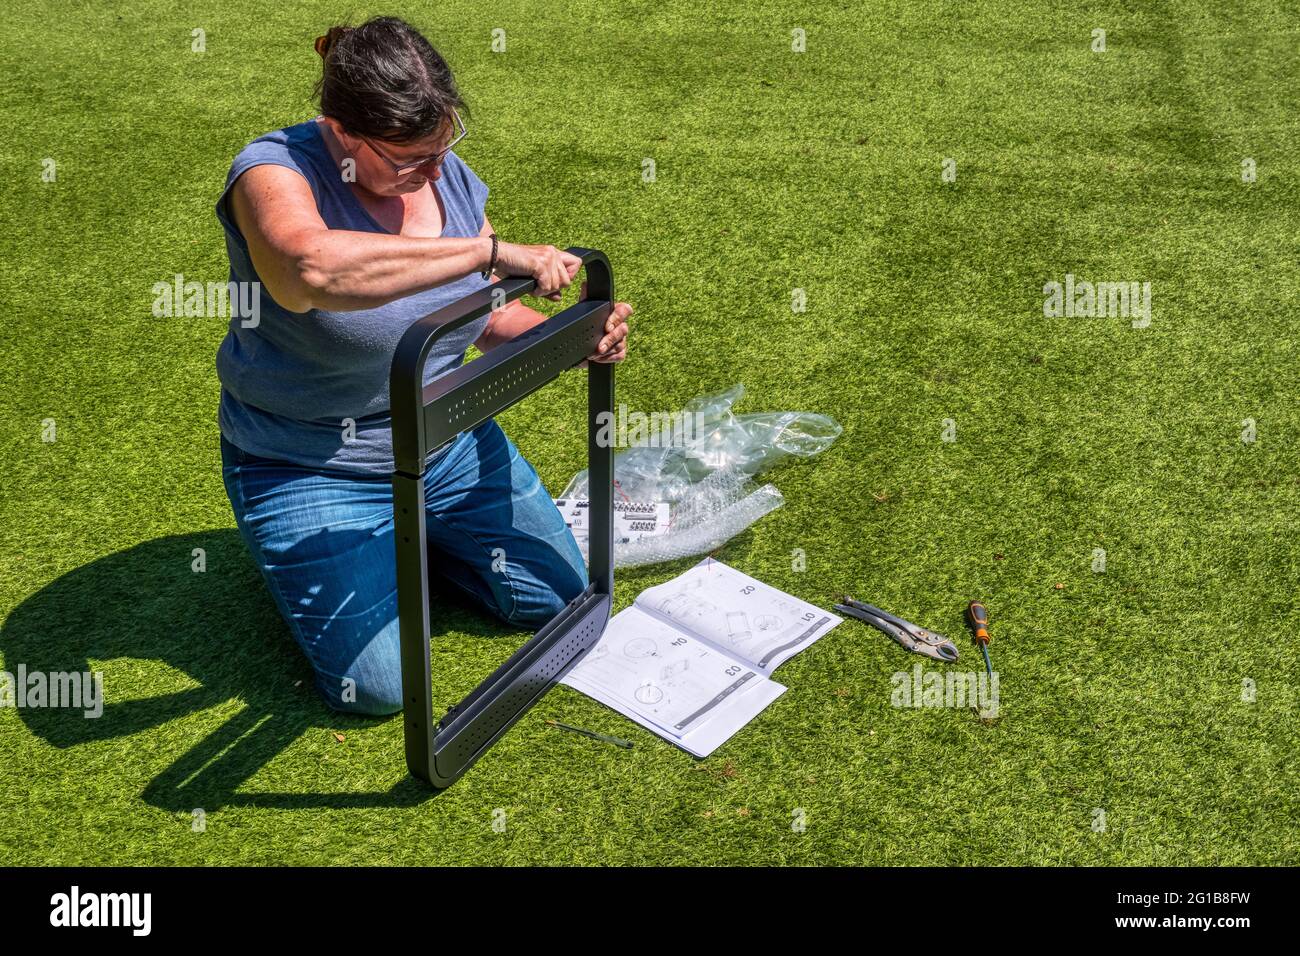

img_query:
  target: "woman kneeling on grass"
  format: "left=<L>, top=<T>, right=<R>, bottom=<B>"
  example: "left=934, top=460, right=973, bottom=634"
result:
left=214, top=16, right=631, bottom=715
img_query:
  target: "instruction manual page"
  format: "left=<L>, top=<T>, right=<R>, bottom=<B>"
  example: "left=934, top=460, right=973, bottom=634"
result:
left=560, top=559, right=841, bottom=756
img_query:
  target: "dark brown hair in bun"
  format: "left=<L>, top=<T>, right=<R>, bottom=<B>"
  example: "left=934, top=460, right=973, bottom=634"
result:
left=312, top=17, right=469, bottom=144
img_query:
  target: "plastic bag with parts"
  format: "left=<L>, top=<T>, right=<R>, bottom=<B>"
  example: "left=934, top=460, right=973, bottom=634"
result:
left=560, top=384, right=841, bottom=568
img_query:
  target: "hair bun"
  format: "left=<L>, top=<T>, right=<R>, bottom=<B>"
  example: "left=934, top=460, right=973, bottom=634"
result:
left=314, top=25, right=352, bottom=60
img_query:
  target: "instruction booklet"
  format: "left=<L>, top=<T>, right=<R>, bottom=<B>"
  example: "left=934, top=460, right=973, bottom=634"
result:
left=561, top=559, right=841, bottom=756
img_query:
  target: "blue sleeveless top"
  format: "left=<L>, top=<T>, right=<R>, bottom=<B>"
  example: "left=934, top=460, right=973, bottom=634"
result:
left=214, top=118, right=492, bottom=476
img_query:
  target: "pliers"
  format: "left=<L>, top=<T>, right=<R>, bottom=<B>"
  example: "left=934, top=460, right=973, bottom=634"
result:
left=833, top=596, right=960, bottom=663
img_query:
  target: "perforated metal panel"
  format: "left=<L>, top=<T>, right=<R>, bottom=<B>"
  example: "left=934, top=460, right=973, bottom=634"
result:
left=423, top=300, right=609, bottom=448
left=435, top=596, right=609, bottom=772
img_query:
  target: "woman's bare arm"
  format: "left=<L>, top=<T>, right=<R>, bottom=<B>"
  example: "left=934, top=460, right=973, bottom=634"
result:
left=476, top=214, right=551, bottom=348
left=475, top=217, right=631, bottom=362
left=229, top=165, right=492, bottom=313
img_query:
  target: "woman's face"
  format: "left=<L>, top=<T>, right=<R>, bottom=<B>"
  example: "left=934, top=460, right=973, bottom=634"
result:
left=324, top=115, right=456, bottom=197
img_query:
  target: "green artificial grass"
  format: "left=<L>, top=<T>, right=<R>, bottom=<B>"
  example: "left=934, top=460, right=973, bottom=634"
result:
left=2, top=0, right=1298, bottom=865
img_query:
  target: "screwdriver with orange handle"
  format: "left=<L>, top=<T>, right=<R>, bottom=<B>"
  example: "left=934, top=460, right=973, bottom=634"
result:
left=966, top=601, right=993, bottom=678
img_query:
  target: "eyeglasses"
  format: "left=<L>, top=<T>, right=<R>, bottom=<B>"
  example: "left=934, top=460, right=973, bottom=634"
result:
left=359, top=108, right=467, bottom=176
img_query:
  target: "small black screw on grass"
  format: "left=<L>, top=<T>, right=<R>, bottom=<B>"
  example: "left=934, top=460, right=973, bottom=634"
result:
left=545, top=719, right=633, bottom=749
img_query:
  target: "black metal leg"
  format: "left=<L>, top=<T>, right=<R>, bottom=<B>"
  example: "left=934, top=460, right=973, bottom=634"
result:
left=587, top=362, right=614, bottom=597
left=393, top=471, right=434, bottom=783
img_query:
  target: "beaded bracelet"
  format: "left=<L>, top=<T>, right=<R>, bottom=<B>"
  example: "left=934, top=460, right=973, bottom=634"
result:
left=481, top=233, right=498, bottom=280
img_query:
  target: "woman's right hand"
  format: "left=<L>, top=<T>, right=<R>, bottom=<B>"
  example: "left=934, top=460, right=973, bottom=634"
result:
left=493, top=241, right=582, bottom=301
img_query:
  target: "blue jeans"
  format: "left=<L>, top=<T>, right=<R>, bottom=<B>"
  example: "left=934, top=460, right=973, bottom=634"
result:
left=219, top=420, right=588, bottom=716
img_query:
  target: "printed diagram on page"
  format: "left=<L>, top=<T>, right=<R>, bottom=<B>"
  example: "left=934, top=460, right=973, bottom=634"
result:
left=648, top=562, right=825, bottom=667
left=576, top=613, right=759, bottom=735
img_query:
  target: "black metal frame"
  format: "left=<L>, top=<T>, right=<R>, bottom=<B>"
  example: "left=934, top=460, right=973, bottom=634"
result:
left=389, top=247, right=615, bottom=789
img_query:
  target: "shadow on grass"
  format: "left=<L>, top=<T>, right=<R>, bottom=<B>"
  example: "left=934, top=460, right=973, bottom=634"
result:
left=0, top=529, right=507, bottom=812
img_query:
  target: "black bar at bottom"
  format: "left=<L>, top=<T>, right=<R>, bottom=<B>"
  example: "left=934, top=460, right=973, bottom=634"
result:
left=428, top=588, right=611, bottom=787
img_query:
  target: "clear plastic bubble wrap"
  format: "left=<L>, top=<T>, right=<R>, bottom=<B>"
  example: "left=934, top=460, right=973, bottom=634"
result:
left=560, top=385, right=841, bottom=568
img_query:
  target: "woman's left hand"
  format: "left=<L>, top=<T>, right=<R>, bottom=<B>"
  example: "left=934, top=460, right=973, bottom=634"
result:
left=579, top=279, right=630, bottom=364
